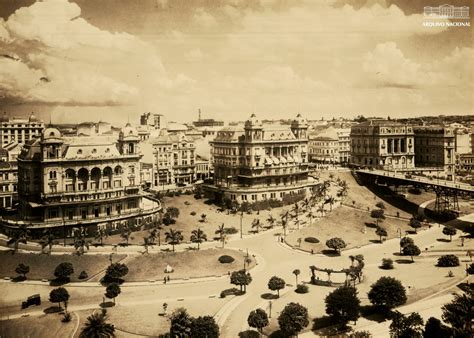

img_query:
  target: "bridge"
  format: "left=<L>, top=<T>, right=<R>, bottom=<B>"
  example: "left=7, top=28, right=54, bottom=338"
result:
left=356, top=169, right=474, bottom=213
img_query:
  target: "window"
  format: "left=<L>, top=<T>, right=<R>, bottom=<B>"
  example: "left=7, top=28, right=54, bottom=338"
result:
left=92, top=148, right=97, bottom=154
left=77, top=149, right=82, bottom=155
left=49, top=171, right=57, bottom=180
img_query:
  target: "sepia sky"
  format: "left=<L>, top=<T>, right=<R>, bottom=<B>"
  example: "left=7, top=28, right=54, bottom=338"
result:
left=0, top=0, right=472, bottom=124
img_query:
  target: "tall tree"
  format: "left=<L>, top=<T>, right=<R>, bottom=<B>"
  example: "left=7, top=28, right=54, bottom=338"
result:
left=292, top=269, right=300, bottom=285
left=370, top=209, right=385, bottom=228
left=165, top=229, right=183, bottom=252
left=389, top=311, right=424, bottom=338
left=190, top=228, right=207, bottom=250
left=403, top=243, right=421, bottom=262
left=268, top=276, right=286, bottom=298
left=215, top=223, right=226, bottom=248
left=278, top=302, right=309, bottom=337
left=169, top=308, right=193, bottom=337
left=442, top=226, right=457, bottom=242
left=230, top=269, right=252, bottom=293
left=248, top=309, right=269, bottom=335
left=49, top=287, right=70, bottom=313
left=441, top=289, right=473, bottom=336
left=325, top=286, right=360, bottom=326
left=400, top=236, right=414, bottom=254
left=105, top=283, right=121, bottom=304
left=190, top=316, right=219, bottom=338
left=79, top=309, right=115, bottom=338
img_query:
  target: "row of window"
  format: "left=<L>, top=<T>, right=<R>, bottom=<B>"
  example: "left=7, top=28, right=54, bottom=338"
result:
left=47, top=200, right=138, bottom=220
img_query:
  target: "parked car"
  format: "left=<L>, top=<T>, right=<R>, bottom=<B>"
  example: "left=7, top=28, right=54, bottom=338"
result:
left=22, top=294, right=41, bottom=309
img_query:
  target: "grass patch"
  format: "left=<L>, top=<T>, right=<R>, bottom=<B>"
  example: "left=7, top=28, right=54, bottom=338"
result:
left=0, top=313, right=75, bottom=338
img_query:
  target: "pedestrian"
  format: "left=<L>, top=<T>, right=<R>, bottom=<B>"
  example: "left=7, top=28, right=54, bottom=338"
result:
left=311, top=249, right=314, bottom=255
left=164, top=277, right=167, bottom=284
left=167, top=275, right=170, bottom=282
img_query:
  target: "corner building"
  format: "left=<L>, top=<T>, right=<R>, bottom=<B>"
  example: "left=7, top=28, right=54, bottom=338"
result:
left=12, top=124, right=160, bottom=233
left=206, top=114, right=317, bottom=203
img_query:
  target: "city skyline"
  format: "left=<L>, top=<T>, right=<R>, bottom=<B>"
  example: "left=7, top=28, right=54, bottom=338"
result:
left=0, top=0, right=472, bottom=124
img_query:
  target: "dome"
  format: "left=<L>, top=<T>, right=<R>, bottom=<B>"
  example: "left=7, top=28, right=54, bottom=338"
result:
left=42, top=127, right=62, bottom=141
left=28, top=112, right=40, bottom=123
left=245, top=113, right=262, bottom=127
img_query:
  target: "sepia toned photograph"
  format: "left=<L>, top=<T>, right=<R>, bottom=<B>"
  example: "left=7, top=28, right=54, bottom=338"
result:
left=0, top=0, right=472, bottom=337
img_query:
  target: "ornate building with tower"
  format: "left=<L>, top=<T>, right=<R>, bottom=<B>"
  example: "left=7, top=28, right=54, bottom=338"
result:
left=4, top=123, right=160, bottom=234
left=205, top=114, right=317, bottom=203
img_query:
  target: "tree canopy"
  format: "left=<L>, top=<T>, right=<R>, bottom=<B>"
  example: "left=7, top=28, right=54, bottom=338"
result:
left=326, top=237, right=346, bottom=255
left=247, top=308, right=269, bottom=333
left=368, top=277, right=407, bottom=310
left=278, top=302, right=309, bottom=336
left=54, top=262, right=74, bottom=281
left=325, top=286, right=360, bottom=325
left=389, top=311, right=424, bottom=338
left=268, top=276, right=286, bottom=297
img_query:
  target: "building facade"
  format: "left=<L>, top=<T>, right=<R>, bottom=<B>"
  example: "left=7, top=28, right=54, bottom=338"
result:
left=0, top=142, right=23, bottom=210
left=151, top=131, right=196, bottom=187
left=308, top=127, right=350, bottom=165
left=206, top=114, right=316, bottom=203
left=9, top=124, right=160, bottom=232
left=458, top=153, right=474, bottom=172
left=140, top=112, right=167, bottom=130
left=414, top=126, right=455, bottom=178
left=350, top=121, right=415, bottom=170
left=1, top=112, right=44, bottom=147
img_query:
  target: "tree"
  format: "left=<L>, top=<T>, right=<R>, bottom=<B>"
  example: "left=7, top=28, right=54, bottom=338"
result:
left=165, top=229, right=183, bottom=252
left=442, top=226, right=457, bottom=241
left=403, top=243, right=421, bottom=262
left=437, top=254, right=460, bottom=267
left=7, top=224, right=30, bottom=254
left=409, top=218, right=422, bottom=234
left=375, top=227, right=387, bottom=243
left=251, top=218, right=261, bottom=233
left=370, top=209, right=385, bottom=227
left=368, top=277, right=407, bottom=311
left=248, top=309, right=269, bottom=334
left=15, top=263, right=30, bottom=279
left=230, top=269, right=252, bottom=293
left=169, top=307, right=193, bottom=337
left=49, top=287, right=70, bottom=312
left=423, top=317, right=452, bottom=338
left=40, top=229, right=55, bottom=254
left=95, top=228, right=108, bottom=246
left=278, top=302, right=309, bottom=337
left=104, top=263, right=129, bottom=284
left=54, top=262, right=74, bottom=282
left=375, top=202, right=385, bottom=210
left=190, top=228, right=207, bottom=250
left=120, top=224, right=133, bottom=246
left=266, top=215, right=276, bottom=229
left=326, top=237, right=346, bottom=255
left=167, top=207, right=180, bottom=218
left=400, top=236, right=414, bottom=254
left=389, top=311, right=424, bottom=338
left=441, top=289, right=473, bottom=336
left=215, top=223, right=226, bottom=248
left=190, top=316, right=219, bottom=338
left=200, top=213, right=207, bottom=223
left=467, top=263, right=474, bottom=275
left=325, top=286, right=360, bottom=325
left=79, top=309, right=115, bottom=338
left=292, top=269, right=300, bottom=285
left=105, top=283, right=121, bottom=304
left=268, top=276, right=286, bottom=298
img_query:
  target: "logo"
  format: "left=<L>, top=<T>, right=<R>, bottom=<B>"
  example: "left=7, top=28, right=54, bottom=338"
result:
left=423, top=4, right=470, bottom=27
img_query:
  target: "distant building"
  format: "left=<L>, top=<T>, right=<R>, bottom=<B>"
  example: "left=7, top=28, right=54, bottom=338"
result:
left=77, top=121, right=113, bottom=136
left=308, top=127, right=350, bottom=165
left=0, top=112, right=44, bottom=147
left=140, top=112, right=167, bottom=130
left=151, top=131, right=196, bottom=187
left=0, top=142, right=25, bottom=209
left=458, top=153, right=474, bottom=172
left=9, top=124, right=160, bottom=232
left=413, top=126, right=455, bottom=178
left=205, top=114, right=317, bottom=203
left=193, top=109, right=224, bottom=128
left=350, top=121, right=415, bottom=170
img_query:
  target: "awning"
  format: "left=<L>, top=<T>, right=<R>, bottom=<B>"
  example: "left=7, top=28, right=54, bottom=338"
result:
left=272, top=156, right=280, bottom=165
left=280, top=157, right=287, bottom=164
left=264, top=157, right=273, bottom=165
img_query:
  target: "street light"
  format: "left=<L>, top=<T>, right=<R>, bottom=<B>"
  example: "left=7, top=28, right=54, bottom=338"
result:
left=240, top=210, right=244, bottom=239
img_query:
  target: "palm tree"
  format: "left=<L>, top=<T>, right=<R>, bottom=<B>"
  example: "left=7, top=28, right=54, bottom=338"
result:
left=7, top=224, right=30, bottom=254
left=215, top=223, right=226, bottom=248
left=94, top=228, right=108, bottom=246
left=251, top=218, right=261, bottom=233
left=142, top=237, right=150, bottom=254
left=120, top=224, right=133, bottom=246
left=307, top=210, right=315, bottom=226
left=317, top=204, right=325, bottom=217
left=302, top=198, right=311, bottom=212
left=40, top=229, right=55, bottom=254
left=79, top=309, right=115, bottom=338
left=327, top=196, right=335, bottom=211
left=165, top=229, right=183, bottom=252
left=293, top=269, right=300, bottom=285
left=266, top=215, right=276, bottom=229
left=349, top=255, right=355, bottom=267
left=190, top=228, right=207, bottom=250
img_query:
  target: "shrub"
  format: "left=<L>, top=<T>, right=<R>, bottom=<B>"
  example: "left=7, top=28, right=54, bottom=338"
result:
left=304, top=237, right=319, bottom=244
left=190, top=211, right=196, bottom=216
left=184, top=201, right=191, bottom=205
left=437, top=255, right=460, bottom=267
left=220, top=288, right=243, bottom=298
left=381, top=258, right=394, bottom=270
left=295, top=284, right=309, bottom=294
left=223, top=227, right=238, bottom=235
left=194, top=192, right=202, bottom=199
left=218, top=255, right=235, bottom=264
left=62, top=313, right=72, bottom=323
left=78, top=270, right=88, bottom=280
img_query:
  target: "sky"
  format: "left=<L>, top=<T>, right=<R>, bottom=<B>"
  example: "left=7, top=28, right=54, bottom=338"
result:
left=0, top=0, right=472, bottom=125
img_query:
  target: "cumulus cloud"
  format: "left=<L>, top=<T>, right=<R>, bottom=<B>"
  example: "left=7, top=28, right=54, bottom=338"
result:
left=0, top=0, right=188, bottom=107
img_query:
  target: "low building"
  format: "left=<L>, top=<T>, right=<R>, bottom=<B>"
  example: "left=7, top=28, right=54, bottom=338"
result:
left=308, top=127, right=339, bottom=164
left=151, top=131, right=196, bottom=187
left=350, top=120, right=415, bottom=170
left=414, top=126, right=455, bottom=178
left=458, top=153, right=474, bottom=172
left=193, top=109, right=224, bottom=128
left=1, top=112, right=44, bottom=147
left=205, top=114, right=317, bottom=203
left=6, top=124, right=160, bottom=233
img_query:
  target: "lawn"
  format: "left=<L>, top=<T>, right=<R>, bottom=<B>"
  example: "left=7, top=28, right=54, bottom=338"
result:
left=124, top=248, right=255, bottom=281
left=285, top=207, right=413, bottom=253
left=0, top=313, right=76, bottom=338
left=0, top=252, right=126, bottom=281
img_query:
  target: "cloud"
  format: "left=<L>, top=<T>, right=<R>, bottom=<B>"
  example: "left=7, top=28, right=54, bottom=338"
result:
left=193, top=8, right=218, bottom=28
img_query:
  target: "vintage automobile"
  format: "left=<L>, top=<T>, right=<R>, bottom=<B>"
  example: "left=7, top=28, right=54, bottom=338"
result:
left=21, top=294, right=41, bottom=309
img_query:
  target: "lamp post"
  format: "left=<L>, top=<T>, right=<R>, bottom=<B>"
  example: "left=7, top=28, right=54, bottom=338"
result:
left=269, top=300, right=272, bottom=318
left=240, top=210, right=243, bottom=239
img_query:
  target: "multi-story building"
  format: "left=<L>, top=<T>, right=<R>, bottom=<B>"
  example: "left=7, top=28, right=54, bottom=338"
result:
left=0, top=142, right=23, bottom=210
left=413, top=126, right=455, bottom=178
left=0, top=112, right=44, bottom=147
left=140, top=112, right=167, bottom=130
left=350, top=120, right=415, bottom=170
left=206, top=114, right=316, bottom=203
left=458, top=153, right=474, bottom=172
left=308, top=127, right=351, bottom=165
left=151, top=131, right=196, bottom=187
left=6, top=124, right=160, bottom=233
